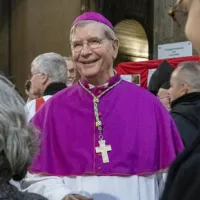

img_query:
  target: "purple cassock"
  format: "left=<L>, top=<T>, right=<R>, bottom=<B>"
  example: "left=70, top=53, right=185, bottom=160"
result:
left=30, top=75, right=184, bottom=176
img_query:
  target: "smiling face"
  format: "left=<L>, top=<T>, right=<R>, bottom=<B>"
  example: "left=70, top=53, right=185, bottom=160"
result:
left=169, top=69, right=189, bottom=102
left=70, top=22, right=118, bottom=84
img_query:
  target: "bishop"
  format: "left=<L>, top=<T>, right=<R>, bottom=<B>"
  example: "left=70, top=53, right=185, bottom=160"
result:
left=21, top=12, right=184, bottom=200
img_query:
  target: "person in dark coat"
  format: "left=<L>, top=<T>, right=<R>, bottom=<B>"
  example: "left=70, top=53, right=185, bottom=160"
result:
left=169, top=61, right=200, bottom=147
left=0, top=75, right=47, bottom=200
left=161, top=134, right=200, bottom=200
left=148, top=60, right=174, bottom=95
left=148, top=60, right=174, bottom=110
left=161, top=0, right=200, bottom=199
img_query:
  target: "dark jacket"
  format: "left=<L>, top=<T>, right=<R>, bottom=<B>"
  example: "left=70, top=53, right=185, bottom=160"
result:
left=0, top=178, right=47, bottom=200
left=161, top=135, right=200, bottom=200
left=43, top=82, right=66, bottom=96
left=170, top=92, right=200, bottom=147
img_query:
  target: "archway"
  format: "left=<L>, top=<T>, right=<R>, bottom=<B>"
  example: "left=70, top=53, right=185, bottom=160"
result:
left=114, top=20, right=149, bottom=64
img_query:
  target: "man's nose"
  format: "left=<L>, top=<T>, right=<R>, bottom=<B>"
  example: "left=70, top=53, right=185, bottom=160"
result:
left=81, top=43, right=92, bottom=56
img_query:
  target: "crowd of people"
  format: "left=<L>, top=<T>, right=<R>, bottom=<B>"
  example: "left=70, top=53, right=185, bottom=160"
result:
left=0, top=0, right=200, bottom=199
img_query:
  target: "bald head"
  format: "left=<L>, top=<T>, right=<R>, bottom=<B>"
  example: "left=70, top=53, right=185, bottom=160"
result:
left=170, top=61, right=200, bottom=101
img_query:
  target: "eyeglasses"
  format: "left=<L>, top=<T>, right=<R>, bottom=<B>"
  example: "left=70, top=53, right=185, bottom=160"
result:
left=168, top=0, right=188, bottom=28
left=71, top=38, right=110, bottom=53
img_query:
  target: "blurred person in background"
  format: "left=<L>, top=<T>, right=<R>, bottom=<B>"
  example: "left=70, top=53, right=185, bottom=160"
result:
left=0, top=75, right=46, bottom=200
left=25, top=79, right=40, bottom=102
left=25, top=52, right=67, bottom=122
left=161, top=0, right=200, bottom=199
left=157, top=81, right=171, bottom=111
left=63, top=56, right=76, bottom=86
left=148, top=60, right=174, bottom=110
left=169, top=61, right=200, bottom=147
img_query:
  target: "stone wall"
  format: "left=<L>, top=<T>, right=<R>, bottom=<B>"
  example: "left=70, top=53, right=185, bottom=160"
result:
left=153, top=0, right=196, bottom=58
left=11, top=0, right=81, bottom=94
left=0, top=0, right=9, bottom=77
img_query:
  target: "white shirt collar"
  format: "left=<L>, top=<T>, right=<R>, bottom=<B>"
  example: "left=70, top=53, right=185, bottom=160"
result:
left=88, top=82, right=109, bottom=89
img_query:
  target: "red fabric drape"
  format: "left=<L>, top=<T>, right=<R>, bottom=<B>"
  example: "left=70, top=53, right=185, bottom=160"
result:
left=36, top=97, right=45, bottom=112
left=116, top=56, right=200, bottom=88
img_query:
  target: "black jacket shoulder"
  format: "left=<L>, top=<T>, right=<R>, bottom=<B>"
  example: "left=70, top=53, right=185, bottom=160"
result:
left=161, top=136, right=200, bottom=200
left=170, top=93, right=200, bottom=147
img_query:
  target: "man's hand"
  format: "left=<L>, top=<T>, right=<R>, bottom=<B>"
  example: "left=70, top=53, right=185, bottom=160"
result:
left=64, top=194, right=92, bottom=200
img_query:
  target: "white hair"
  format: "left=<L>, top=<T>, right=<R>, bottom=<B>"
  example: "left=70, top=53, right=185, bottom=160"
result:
left=177, top=61, right=200, bottom=91
left=0, top=75, right=38, bottom=180
left=31, top=52, right=67, bottom=83
left=69, top=20, right=118, bottom=42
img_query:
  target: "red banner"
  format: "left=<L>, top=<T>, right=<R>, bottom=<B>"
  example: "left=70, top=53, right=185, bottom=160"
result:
left=116, top=56, right=200, bottom=88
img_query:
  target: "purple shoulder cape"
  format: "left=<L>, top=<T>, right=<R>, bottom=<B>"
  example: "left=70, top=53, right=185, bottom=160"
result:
left=30, top=76, right=184, bottom=176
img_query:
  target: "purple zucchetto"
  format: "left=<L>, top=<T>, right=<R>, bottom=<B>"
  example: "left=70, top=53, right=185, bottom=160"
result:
left=72, top=12, right=113, bottom=29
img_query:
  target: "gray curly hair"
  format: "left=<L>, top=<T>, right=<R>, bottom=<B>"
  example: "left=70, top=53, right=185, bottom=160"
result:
left=0, top=75, right=38, bottom=181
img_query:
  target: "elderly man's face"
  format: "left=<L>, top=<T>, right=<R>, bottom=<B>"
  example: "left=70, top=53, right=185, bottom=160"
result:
left=169, top=70, right=188, bottom=102
left=71, top=23, right=118, bottom=80
left=29, top=66, right=45, bottom=96
left=182, top=0, right=200, bottom=53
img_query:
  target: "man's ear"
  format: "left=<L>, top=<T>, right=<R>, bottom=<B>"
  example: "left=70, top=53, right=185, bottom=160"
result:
left=112, top=39, right=119, bottom=59
left=181, top=82, right=190, bottom=95
left=41, top=74, right=49, bottom=85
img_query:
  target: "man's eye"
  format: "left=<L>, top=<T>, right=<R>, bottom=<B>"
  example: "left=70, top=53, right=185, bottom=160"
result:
left=73, top=43, right=82, bottom=48
left=90, top=40, right=99, bottom=44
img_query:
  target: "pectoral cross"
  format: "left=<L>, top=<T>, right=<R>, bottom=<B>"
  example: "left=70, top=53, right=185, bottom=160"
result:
left=95, top=140, right=112, bottom=163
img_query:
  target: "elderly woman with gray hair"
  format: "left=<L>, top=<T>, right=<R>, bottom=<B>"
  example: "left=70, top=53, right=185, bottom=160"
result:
left=0, top=75, right=46, bottom=200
